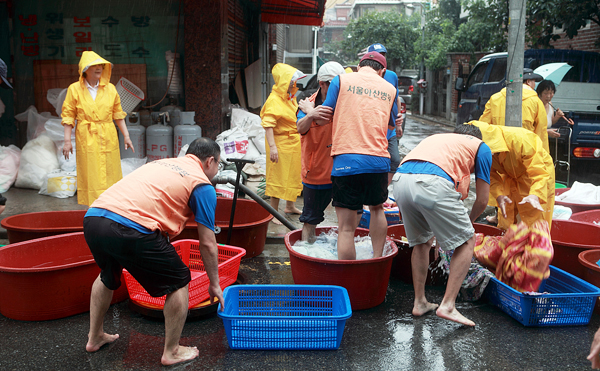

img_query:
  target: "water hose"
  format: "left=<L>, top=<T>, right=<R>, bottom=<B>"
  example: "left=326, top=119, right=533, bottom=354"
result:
left=212, top=175, right=297, bottom=231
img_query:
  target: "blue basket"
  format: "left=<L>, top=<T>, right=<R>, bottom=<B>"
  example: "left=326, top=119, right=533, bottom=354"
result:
left=484, top=265, right=600, bottom=326
left=218, top=285, right=352, bottom=350
left=358, top=209, right=401, bottom=229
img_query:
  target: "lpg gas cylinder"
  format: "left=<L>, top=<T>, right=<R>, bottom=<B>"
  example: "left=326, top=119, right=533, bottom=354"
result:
left=119, top=113, right=146, bottom=159
left=146, top=120, right=173, bottom=161
left=174, top=122, right=202, bottom=157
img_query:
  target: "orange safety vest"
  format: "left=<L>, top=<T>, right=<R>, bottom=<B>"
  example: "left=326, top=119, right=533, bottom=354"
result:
left=331, top=68, right=395, bottom=158
left=92, top=154, right=212, bottom=237
left=401, top=133, right=482, bottom=200
left=300, top=89, right=333, bottom=185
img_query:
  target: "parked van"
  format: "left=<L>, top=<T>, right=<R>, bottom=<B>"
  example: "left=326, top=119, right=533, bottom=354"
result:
left=455, top=49, right=600, bottom=185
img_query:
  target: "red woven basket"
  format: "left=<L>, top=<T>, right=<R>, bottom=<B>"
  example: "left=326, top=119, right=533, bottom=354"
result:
left=124, top=240, right=245, bottom=308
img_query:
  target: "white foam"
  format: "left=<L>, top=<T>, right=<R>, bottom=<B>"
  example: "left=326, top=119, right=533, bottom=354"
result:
left=292, top=229, right=395, bottom=260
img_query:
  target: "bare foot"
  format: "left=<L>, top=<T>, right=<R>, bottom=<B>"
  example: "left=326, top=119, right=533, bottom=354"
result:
left=284, top=207, right=302, bottom=215
left=412, top=301, right=439, bottom=316
left=161, top=345, right=199, bottom=366
left=271, top=218, right=283, bottom=225
left=86, top=333, right=119, bottom=352
left=436, top=306, right=476, bottom=326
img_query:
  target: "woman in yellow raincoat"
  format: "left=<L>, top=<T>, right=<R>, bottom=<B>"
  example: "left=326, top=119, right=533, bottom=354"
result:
left=260, top=63, right=304, bottom=220
left=470, top=121, right=555, bottom=231
left=61, top=51, right=133, bottom=206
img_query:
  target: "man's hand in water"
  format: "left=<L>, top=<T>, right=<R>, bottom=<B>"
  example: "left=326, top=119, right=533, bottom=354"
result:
left=496, top=195, right=513, bottom=218
left=519, top=195, right=544, bottom=212
left=589, top=326, right=600, bottom=368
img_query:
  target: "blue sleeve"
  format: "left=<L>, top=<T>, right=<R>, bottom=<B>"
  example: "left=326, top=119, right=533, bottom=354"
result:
left=188, top=184, right=217, bottom=231
left=296, top=108, right=306, bottom=122
left=384, top=71, right=398, bottom=128
left=474, top=143, right=492, bottom=184
left=321, top=75, right=340, bottom=113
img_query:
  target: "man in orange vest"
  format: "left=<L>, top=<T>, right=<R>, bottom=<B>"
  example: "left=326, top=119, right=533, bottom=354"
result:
left=296, top=61, right=346, bottom=242
left=392, top=124, right=492, bottom=326
left=318, top=51, right=396, bottom=260
left=82, top=138, right=223, bottom=366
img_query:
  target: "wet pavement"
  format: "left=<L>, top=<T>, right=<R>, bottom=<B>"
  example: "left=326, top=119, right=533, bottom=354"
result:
left=1, top=116, right=599, bottom=370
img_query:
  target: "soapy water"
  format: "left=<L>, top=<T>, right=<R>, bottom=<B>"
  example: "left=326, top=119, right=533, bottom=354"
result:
left=292, top=229, right=395, bottom=260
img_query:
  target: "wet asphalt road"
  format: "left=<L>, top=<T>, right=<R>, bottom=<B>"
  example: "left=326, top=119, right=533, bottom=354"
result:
left=1, top=116, right=599, bottom=370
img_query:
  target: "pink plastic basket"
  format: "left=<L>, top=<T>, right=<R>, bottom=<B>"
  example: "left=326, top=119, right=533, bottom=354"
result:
left=124, top=240, right=246, bottom=309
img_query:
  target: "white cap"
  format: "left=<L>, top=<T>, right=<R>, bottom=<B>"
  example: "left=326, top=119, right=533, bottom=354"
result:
left=317, top=62, right=346, bottom=82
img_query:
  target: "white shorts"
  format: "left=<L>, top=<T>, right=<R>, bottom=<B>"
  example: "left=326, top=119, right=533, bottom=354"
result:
left=392, top=173, right=474, bottom=251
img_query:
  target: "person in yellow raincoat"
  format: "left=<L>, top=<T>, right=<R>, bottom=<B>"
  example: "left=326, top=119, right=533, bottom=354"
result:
left=260, top=63, right=304, bottom=220
left=470, top=121, right=555, bottom=231
left=61, top=51, right=133, bottom=206
left=478, top=68, right=549, bottom=153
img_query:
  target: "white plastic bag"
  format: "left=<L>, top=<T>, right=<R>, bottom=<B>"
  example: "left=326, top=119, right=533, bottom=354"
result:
left=47, top=88, right=68, bottom=116
left=0, top=145, right=21, bottom=192
left=177, top=144, right=189, bottom=158
left=15, top=105, right=59, bottom=141
left=556, top=182, right=600, bottom=204
left=231, top=107, right=266, bottom=155
left=552, top=205, right=573, bottom=220
left=215, top=126, right=249, bottom=164
left=15, top=134, right=60, bottom=190
left=39, top=170, right=77, bottom=198
left=121, top=157, right=147, bottom=178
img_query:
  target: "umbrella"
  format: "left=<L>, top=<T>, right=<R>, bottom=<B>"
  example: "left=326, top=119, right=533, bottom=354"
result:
left=534, top=62, right=572, bottom=87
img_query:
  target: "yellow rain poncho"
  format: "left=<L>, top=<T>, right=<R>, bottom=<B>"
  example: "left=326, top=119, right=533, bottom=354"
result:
left=478, top=86, right=549, bottom=153
left=260, top=63, right=302, bottom=201
left=470, top=121, right=555, bottom=231
left=61, top=51, right=127, bottom=206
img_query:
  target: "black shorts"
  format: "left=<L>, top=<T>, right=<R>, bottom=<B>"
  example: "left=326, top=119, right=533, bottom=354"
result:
left=83, top=216, right=191, bottom=297
left=299, top=185, right=332, bottom=225
left=331, top=172, right=388, bottom=211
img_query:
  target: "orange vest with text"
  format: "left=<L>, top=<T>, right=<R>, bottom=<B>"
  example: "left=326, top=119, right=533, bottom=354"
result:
left=401, top=133, right=482, bottom=200
left=300, top=90, right=333, bottom=185
left=91, top=155, right=212, bottom=237
left=331, top=68, right=395, bottom=158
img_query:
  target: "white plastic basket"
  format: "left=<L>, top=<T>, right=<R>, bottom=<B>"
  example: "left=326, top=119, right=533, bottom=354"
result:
left=116, top=77, right=145, bottom=113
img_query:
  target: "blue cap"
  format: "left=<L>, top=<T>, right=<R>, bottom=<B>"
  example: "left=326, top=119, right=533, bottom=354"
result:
left=367, top=43, right=387, bottom=54
left=0, top=58, right=12, bottom=89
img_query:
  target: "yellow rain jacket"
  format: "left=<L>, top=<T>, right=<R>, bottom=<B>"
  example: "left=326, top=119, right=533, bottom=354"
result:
left=61, top=51, right=127, bottom=206
left=470, top=121, right=555, bottom=231
left=260, top=63, right=302, bottom=201
left=478, top=86, right=549, bottom=153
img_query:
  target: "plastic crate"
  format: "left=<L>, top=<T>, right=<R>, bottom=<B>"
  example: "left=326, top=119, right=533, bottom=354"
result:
left=484, top=265, right=600, bottom=326
left=218, top=285, right=352, bottom=350
left=358, top=208, right=401, bottom=228
left=124, top=240, right=245, bottom=309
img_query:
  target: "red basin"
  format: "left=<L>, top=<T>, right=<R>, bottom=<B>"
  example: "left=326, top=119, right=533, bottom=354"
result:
left=386, top=223, right=504, bottom=285
left=1, top=210, right=87, bottom=244
left=284, top=227, right=399, bottom=310
left=0, top=232, right=128, bottom=321
left=555, top=188, right=600, bottom=214
left=578, top=250, right=600, bottom=314
left=174, top=197, right=273, bottom=259
left=551, top=219, right=600, bottom=279
left=570, top=210, right=600, bottom=225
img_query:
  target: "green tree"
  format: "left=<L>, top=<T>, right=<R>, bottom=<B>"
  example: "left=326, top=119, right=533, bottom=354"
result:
left=335, top=11, right=420, bottom=71
left=528, top=0, right=600, bottom=48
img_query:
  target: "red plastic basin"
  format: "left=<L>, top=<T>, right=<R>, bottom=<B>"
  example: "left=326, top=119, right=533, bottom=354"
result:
left=386, top=223, right=504, bottom=285
left=555, top=188, right=600, bottom=214
left=1, top=210, right=87, bottom=244
left=578, top=249, right=600, bottom=314
left=174, top=197, right=273, bottom=259
left=284, top=227, right=399, bottom=310
left=571, top=210, right=600, bottom=225
left=0, top=232, right=128, bottom=321
left=551, top=219, right=600, bottom=279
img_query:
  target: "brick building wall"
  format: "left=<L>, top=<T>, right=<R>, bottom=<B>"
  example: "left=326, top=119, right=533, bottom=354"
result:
left=268, top=24, right=286, bottom=67
left=549, top=22, right=600, bottom=53
left=448, top=52, right=486, bottom=115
